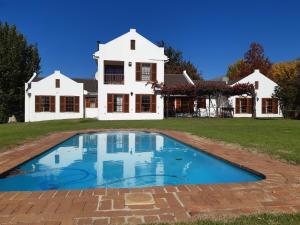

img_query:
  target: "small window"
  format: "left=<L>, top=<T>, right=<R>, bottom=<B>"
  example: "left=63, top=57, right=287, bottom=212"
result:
left=86, top=96, right=97, bottom=108
left=141, top=95, right=151, bottom=112
left=141, top=63, right=151, bottom=81
left=55, top=79, right=60, bottom=88
left=41, top=96, right=50, bottom=112
left=66, top=96, right=75, bottom=112
left=255, top=81, right=259, bottom=89
left=114, top=95, right=123, bottom=112
left=130, top=40, right=135, bottom=50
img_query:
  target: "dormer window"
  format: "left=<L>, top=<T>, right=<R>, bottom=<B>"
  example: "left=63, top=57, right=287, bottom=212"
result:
left=255, top=81, right=259, bottom=89
left=130, top=40, right=135, bottom=50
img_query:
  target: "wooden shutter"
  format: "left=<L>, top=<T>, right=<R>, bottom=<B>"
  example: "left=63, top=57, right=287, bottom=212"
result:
left=151, top=95, right=156, bottom=113
left=74, top=96, right=79, bottom=112
left=95, top=96, right=98, bottom=108
left=60, top=96, right=66, bottom=112
left=262, top=98, right=266, bottom=114
left=272, top=99, right=278, bottom=114
left=151, top=63, right=157, bottom=82
left=35, top=96, right=41, bottom=112
left=123, top=94, right=129, bottom=113
left=247, top=98, right=253, bottom=114
left=107, top=94, right=113, bottom=112
left=235, top=98, right=240, bottom=114
left=50, top=96, right=55, bottom=112
left=136, top=94, right=141, bottom=112
left=136, top=63, right=141, bottom=81
left=175, top=98, right=181, bottom=112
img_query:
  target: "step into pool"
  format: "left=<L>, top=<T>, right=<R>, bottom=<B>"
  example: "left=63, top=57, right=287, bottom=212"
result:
left=0, top=131, right=263, bottom=191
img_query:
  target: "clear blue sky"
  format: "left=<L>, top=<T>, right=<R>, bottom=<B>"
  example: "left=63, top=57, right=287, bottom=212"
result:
left=0, top=0, right=299, bottom=79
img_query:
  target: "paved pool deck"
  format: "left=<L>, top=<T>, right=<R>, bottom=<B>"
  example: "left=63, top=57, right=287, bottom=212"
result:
left=0, top=129, right=300, bottom=225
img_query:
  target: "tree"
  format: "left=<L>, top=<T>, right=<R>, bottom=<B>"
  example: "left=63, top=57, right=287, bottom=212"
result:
left=227, top=60, right=245, bottom=81
left=0, top=22, right=40, bottom=123
left=271, top=60, right=299, bottom=84
left=274, top=62, right=300, bottom=118
left=157, top=41, right=203, bottom=80
left=227, top=42, right=272, bottom=80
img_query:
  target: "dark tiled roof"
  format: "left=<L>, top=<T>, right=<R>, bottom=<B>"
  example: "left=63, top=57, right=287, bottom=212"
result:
left=32, top=77, right=44, bottom=82
left=164, top=74, right=191, bottom=87
left=71, top=78, right=98, bottom=93
left=193, top=80, right=227, bottom=86
left=31, top=76, right=98, bottom=93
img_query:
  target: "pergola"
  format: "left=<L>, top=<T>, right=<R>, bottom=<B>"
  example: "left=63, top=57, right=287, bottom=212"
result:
left=149, top=81, right=255, bottom=118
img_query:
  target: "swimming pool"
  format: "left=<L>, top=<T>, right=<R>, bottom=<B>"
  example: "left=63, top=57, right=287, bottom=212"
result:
left=0, top=131, right=263, bottom=191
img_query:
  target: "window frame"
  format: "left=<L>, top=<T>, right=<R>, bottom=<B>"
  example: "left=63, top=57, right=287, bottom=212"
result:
left=141, top=63, right=151, bottom=81
left=41, top=96, right=50, bottom=112
left=65, top=96, right=75, bottom=112
left=141, top=95, right=151, bottom=112
left=113, top=95, right=124, bottom=113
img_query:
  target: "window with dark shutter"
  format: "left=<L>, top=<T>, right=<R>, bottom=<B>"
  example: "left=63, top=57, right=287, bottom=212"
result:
left=123, top=94, right=129, bottom=113
left=107, top=94, right=113, bottom=112
left=136, top=94, right=141, bottom=112
left=74, top=96, right=79, bottom=112
left=272, top=99, right=278, bottom=114
left=136, top=63, right=141, bottom=81
left=35, top=96, right=41, bottom=112
left=50, top=96, right=55, bottom=112
left=60, top=96, right=66, bottom=112
left=130, top=40, right=135, bottom=50
left=235, top=98, right=240, bottom=114
left=151, top=95, right=156, bottom=113
left=247, top=98, right=253, bottom=114
left=262, top=98, right=266, bottom=114
left=151, top=63, right=157, bottom=82
left=35, top=96, right=55, bottom=112
left=56, top=79, right=60, bottom=88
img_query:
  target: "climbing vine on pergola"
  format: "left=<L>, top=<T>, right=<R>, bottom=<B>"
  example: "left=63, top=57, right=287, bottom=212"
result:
left=149, top=81, right=256, bottom=117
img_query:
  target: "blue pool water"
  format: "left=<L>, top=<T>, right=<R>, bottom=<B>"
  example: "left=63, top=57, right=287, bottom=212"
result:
left=0, top=131, right=263, bottom=191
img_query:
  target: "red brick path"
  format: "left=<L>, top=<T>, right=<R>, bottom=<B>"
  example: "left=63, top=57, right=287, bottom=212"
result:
left=0, top=129, right=300, bottom=225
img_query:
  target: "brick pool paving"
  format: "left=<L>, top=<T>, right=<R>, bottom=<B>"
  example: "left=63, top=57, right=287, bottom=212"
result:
left=0, top=129, right=300, bottom=225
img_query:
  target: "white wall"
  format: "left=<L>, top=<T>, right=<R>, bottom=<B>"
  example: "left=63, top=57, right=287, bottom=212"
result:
left=94, top=29, right=167, bottom=120
left=25, top=71, right=84, bottom=122
left=85, top=108, right=98, bottom=118
left=230, top=70, right=282, bottom=118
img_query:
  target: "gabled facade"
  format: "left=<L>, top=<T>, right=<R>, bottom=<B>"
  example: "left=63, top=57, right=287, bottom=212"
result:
left=25, top=71, right=84, bottom=122
left=229, top=69, right=282, bottom=118
left=93, top=29, right=167, bottom=120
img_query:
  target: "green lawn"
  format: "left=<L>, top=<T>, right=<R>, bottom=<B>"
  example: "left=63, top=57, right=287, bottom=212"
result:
left=0, top=118, right=300, bottom=163
left=159, top=214, right=300, bottom=225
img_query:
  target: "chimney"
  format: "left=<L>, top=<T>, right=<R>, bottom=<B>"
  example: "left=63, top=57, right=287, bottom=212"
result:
left=96, top=41, right=100, bottom=50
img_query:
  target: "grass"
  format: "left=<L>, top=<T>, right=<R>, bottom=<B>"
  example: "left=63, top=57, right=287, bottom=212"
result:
left=0, top=118, right=300, bottom=163
left=160, top=213, right=300, bottom=225
left=1, top=118, right=300, bottom=163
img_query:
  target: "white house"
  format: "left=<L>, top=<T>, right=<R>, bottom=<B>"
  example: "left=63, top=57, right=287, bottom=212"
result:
left=93, top=28, right=167, bottom=120
left=24, top=29, right=282, bottom=122
left=229, top=69, right=282, bottom=118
